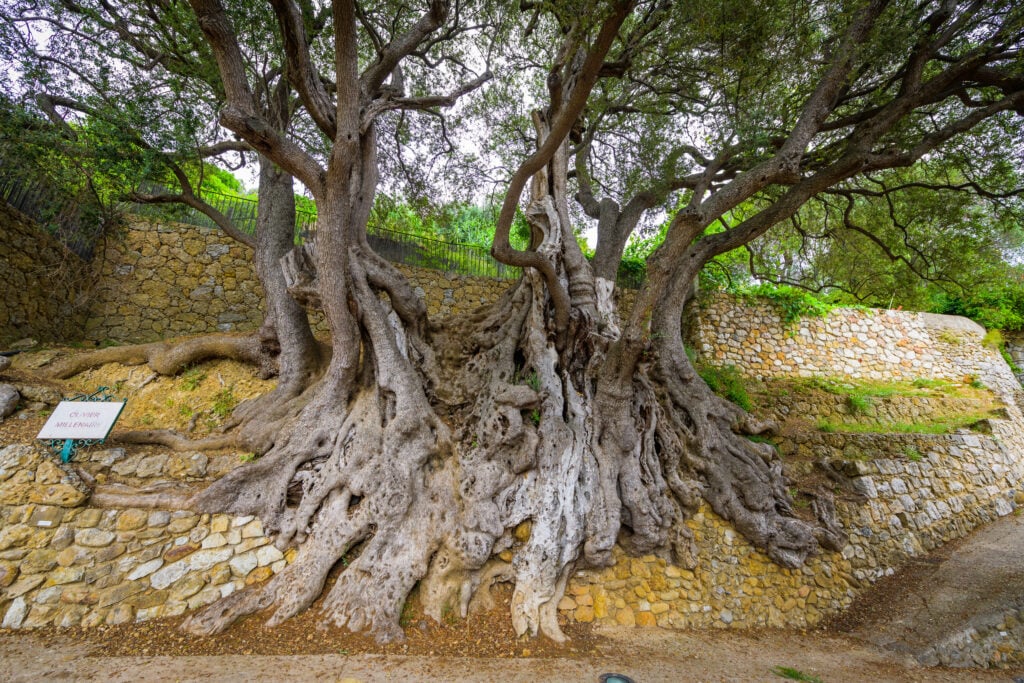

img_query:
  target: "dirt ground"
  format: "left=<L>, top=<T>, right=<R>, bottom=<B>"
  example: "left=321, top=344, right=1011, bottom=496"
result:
left=2, top=621, right=1021, bottom=682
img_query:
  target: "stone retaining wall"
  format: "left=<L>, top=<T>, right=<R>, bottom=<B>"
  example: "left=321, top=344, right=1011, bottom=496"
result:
left=84, top=218, right=266, bottom=342
left=0, top=203, right=89, bottom=345
left=0, top=444, right=289, bottom=629
left=556, top=302, right=1024, bottom=668
left=559, top=420, right=1024, bottom=636
left=81, top=218, right=514, bottom=342
left=688, top=294, right=1020, bottom=397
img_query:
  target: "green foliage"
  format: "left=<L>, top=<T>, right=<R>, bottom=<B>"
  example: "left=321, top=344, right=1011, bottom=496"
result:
left=903, top=446, right=922, bottom=462
left=770, top=666, right=824, bottom=683
left=817, top=413, right=993, bottom=435
left=179, top=367, right=207, bottom=391
left=932, top=278, right=1024, bottom=332
left=211, top=386, right=238, bottom=418
left=524, top=371, right=541, bottom=393
left=736, top=283, right=834, bottom=326
left=697, top=364, right=753, bottom=411
left=845, top=394, right=873, bottom=416
left=239, top=452, right=257, bottom=463
left=980, top=329, right=1021, bottom=373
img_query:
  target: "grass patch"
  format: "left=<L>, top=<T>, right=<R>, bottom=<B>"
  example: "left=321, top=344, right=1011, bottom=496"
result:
left=817, top=412, right=994, bottom=435
left=180, top=366, right=207, bottom=391
left=845, top=394, right=873, bottom=415
left=903, top=446, right=923, bottom=462
left=698, top=363, right=753, bottom=411
left=770, top=666, right=824, bottom=682
left=211, top=386, right=238, bottom=418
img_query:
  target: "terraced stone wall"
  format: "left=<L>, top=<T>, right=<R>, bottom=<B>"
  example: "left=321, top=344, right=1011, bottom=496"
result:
left=556, top=298, right=1024, bottom=668
left=84, top=218, right=266, bottom=342
left=687, top=294, right=1018, bottom=395
left=0, top=203, right=88, bottom=345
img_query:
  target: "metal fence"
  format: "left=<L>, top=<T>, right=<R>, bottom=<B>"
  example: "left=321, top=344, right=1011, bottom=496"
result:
left=128, top=184, right=522, bottom=280
left=3, top=170, right=643, bottom=287
left=0, top=162, right=100, bottom=260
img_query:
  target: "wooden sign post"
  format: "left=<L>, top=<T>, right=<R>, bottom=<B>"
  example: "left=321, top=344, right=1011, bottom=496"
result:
left=37, top=387, right=126, bottom=462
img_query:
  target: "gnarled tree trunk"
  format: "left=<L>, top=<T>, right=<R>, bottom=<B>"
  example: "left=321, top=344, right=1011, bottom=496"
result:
left=180, top=114, right=844, bottom=644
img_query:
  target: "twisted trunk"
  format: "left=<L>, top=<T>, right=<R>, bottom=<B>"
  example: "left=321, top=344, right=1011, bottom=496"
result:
left=180, top=119, right=845, bottom=644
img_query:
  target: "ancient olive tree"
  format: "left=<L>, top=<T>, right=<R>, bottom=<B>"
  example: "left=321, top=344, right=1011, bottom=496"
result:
left=45, top=0, right=1024, bottom=642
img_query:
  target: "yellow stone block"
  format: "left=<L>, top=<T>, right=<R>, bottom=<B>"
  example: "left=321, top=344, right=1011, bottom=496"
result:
left=593, top=592, right=608, bottom=619
left=615, top=606, right=635, bottom=627
left=636, top=611, right=658, bottom=627
left=575, top=605, right=595, bottom=623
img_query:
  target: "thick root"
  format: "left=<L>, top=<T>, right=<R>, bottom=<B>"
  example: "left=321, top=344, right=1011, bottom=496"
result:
left=112, top=429, right=238, bottom=451
left=46, top=334, right=266, bottom=379
left=89, top=482, right=196, bottom=509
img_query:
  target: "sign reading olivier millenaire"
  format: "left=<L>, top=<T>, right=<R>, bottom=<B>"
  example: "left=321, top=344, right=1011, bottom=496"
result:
left=37, top=401, right=126, bottom=441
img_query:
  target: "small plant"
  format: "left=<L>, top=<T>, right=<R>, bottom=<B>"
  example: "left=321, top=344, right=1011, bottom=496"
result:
left=903, top=446, right=923, bottom=462
left=211, top=386, right=238, bottom=418
left=140, top=413, right=155, bottom=426
left=698, top=363, right=753, bottom=411
left=399, top=599, right=415, bottom=628
left=969, top=376, right=986, bottom=389
left=746, top=434, right=779, bottom=452
left=982, top=329, right=1004, bottom=349
left=937, top=329, right=963, bottom=345
left=179, top=404, right=193, bottom=417
left=440, top=600, right=459, bottom=626
left=770, top=666, right=824, bottom=683
left=911, top=378, right=946, bottom=390
left=165, top=397, right=176, bottom=408
left=180, top=366, right=207, bottom=391
left=845, top=394, right=873, bottom=415
left=239, top=452, right=257, bottom=463
left=786, top=487, right=810, bottom=509
left=528, top=409, right=540, bottom=426
left=524, top=371, right=541, bottom=393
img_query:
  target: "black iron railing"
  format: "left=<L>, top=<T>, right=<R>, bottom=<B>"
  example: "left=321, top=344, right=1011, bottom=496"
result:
left=3, top=170, right=643, bottom=287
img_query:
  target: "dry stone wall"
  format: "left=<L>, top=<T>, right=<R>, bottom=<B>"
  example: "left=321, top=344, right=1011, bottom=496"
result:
left=84, top=218, right=266, bottom=342
left=0, top=444, right=290, bottom=629
left=688, top=294, right=1017, bottom=395
left=80, top=218, right=514, bottom=342
left=0, top=203, right=88, bottom=345
left=557, top=297, right=1024, bottom=669
left=4, top=215, right=1024, bottom=666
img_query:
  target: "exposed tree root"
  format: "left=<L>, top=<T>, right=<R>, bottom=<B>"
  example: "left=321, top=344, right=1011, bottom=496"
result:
left=46, top=333, right=266, bottom=379
left=89, top=482, right=196, bottom=509
left=173, top=167, right=847, bottom=646
left=111, top=430, right=239, bottom=452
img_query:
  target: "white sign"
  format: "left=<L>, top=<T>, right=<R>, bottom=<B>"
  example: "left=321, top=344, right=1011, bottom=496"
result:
left=37, top=401, right=126, bottom=441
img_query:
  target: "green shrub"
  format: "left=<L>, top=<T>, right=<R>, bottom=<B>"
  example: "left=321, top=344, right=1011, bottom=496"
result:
left=846, top=394, right=874, bottom=415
